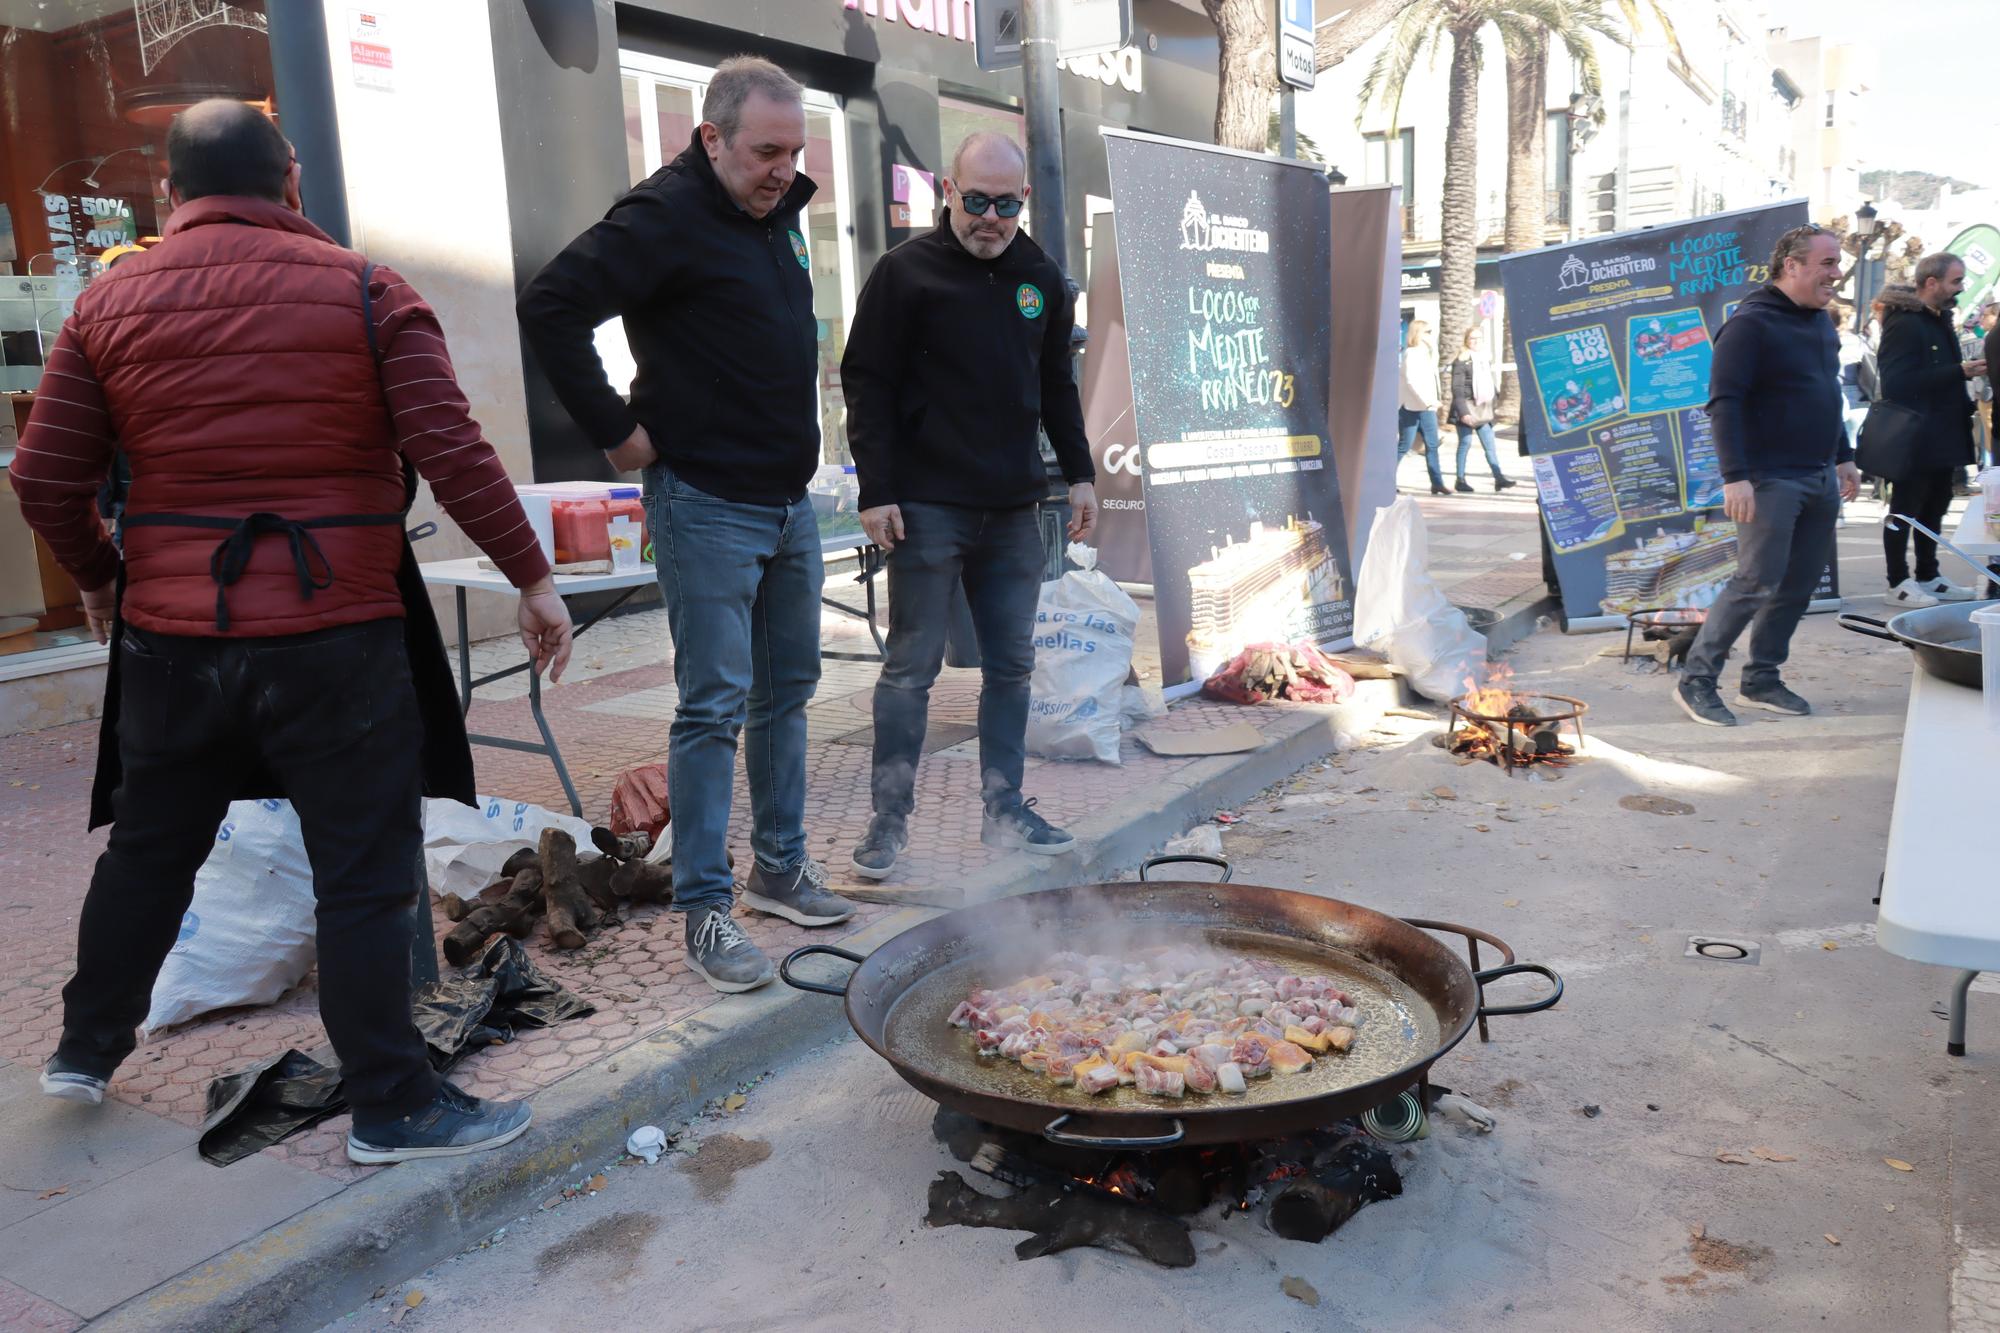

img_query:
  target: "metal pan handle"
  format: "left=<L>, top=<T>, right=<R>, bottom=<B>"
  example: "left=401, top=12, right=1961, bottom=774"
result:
left=779, top=945, right=865, bottom=997
left=1473, top=962, right=1564, bottom=1017
left=1043, top=1114, right=1186, bottom=1150
left=1837, top=613, right=1898, bottom=643
left=1139, top=854, right=1233, bottom=883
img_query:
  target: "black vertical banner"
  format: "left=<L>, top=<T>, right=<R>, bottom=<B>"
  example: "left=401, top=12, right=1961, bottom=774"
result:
left=1497, top=201, right=1840, bottom=628
left=1104, top=131, right=1354, bottom=687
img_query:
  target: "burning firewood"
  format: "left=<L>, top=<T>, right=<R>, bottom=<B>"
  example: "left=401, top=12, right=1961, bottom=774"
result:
left=925, top=1171, right=1196, bottom=1268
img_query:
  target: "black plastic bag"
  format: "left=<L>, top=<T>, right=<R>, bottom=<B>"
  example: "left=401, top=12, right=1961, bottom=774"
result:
left=197, top=938, right=592, bottom=1166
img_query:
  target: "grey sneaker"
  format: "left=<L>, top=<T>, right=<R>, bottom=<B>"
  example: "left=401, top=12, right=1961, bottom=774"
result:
left=1736, top=681, right=1811, bottom=716
left=851, top=815, right=908, bottom=881
left=40, top=1060, right=107, bottom=1106
left=684, top=905, right=775, bottom=993
left=1675, top=676, right=1738, bottom=728
left=346, top=1081, right=531, bottom=1164
left=981, top=797, right=1076, bottom=856
left=743, top=858, right=858, bottom=927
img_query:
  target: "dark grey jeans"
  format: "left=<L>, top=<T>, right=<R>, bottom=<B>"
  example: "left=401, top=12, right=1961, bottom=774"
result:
left=872, top=502, right=1044, bottom=816
left=1684, top=467, right=1839, bottom=686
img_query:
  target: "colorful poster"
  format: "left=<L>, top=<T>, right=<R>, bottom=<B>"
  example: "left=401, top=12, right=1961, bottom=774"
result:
left=1497, top=200, right=1839, bottom=625
left=1526, top=325, right=1626, bottom=435
left=1105, top=131, right=1354, bottom=686
left=1677, top=406, right=1723, bottom=510
left=1593, top=415, right=1683, bottom=522
left=1534, top=447, right=1624, bottom=552
left=1626, top=308, right=1712, bottom=414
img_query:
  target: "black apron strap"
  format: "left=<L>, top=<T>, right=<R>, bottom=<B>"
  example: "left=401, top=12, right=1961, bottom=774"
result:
left=122, top=510, right=404, bottom=631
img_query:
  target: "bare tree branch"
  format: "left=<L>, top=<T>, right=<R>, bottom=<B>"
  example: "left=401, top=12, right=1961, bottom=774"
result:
left=1315, top=0, right=1407, bottom=70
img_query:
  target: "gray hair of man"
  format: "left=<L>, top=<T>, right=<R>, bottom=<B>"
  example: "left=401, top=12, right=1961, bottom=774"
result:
left=701, top=56, right=804, bottom=143
left=950, top=131, right=1027, bottom=181
left=1914, top=251, right=1966, bottom=289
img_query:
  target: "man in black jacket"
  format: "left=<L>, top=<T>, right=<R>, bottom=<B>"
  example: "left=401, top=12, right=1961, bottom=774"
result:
left=1876, top=256, right=1983, bottom=606
left=518, top=56, right=855, bottom=994
left=841, top=132, right=1098, bottom=879
left=1677, top=224, right=1861, bottom=727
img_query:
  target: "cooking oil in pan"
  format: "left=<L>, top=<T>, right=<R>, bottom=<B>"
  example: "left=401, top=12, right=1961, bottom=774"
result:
left=882, top=928, right=1442, bottom=1112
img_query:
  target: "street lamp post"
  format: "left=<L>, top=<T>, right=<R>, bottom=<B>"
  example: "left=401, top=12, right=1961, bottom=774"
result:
left=1852, top=200, right=1880, bottom=335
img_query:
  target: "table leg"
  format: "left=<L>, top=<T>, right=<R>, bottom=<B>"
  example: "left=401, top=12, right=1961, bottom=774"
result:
left=1949, top=969, right=1979, bottom=1057
left=411, top=845, right=439, bottom=988
left=529, top=659, right=584, bottom=818
left=455, top=588, right=472, bottom=716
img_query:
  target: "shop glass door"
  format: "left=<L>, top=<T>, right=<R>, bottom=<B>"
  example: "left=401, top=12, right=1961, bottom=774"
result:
left=616, top=56, right=860, bottom=475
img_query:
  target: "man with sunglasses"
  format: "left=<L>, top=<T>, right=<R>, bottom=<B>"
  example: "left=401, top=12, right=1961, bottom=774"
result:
left=840, top=132, right=1097, bottom=880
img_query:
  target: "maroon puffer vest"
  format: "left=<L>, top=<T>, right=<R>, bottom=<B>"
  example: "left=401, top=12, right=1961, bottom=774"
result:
left=71, top=196, right=405, bottom=637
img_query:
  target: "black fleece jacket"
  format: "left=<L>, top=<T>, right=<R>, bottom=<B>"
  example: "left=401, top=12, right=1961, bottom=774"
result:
left=840, top=220, right=1093, bottom=512
left=1706, top=284, right=1852, bottom=483
left=518, top=132, right=820, bottom=505
left=1876, top=287, right=1975, bottom=473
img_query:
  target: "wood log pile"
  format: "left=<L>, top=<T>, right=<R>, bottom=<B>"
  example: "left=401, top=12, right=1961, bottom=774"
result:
left=436, top=828, right=676, bottom=966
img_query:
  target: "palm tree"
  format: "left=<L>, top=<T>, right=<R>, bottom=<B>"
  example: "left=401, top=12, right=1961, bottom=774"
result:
left=1362, top=0, right=1622, bottom=406
left=1204, top=0, right=1405, bottom=151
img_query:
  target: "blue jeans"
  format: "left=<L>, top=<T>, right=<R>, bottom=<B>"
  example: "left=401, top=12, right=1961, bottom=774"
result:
left=1396, top=408, right=1444, bottom=487
left=1684, top=468, right=1839, bottom=686
left=645, top=465, right=823, bottom=913
left=873, top=502, right=1044, bottom=815
left=1455, top=421, right=1509, bottom=482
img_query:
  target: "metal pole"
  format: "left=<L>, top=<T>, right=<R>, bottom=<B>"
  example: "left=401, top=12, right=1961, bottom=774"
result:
left=1021, top=0, right=1068, bottom=274
left=266, top=0, right=352, bottom=247
left=1279, top=86, right=1297, bottom=159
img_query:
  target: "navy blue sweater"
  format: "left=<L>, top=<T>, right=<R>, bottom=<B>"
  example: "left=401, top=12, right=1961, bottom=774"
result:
left=1707, top=284, right=1853, bottom=483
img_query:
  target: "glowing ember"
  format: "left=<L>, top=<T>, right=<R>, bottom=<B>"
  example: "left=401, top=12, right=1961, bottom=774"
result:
left=1447, top=672, right=1589, bottom=773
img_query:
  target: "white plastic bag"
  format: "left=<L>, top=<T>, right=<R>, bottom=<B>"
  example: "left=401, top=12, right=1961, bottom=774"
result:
left=1353, top=497, right=1486, bottom=702
left=144, top=799, right=316, bottom=1034
left=1026, top=544, right=1142, bottom=764
left=422, top=794, right=596, bottom=901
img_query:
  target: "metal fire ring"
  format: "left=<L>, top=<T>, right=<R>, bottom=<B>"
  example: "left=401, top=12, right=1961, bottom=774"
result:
left=1445, top=692, right=1590, bottom=773
left=1685, top=936, right=1761, bottom=965
left=1621, top=607, right=1708, bottom=662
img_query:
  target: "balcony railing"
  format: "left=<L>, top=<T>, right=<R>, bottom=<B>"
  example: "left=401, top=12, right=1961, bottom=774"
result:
left=1545, top=188, right=1571, bottom=227
left=1720, top=91, right=1747, bottom=141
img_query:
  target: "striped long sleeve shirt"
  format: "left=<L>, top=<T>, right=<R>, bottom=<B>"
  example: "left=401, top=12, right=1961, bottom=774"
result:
left=9, top=259, right=551, bottom=596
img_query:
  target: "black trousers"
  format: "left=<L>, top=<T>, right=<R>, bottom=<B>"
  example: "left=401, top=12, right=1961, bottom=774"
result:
left=56, top=619, right=440, bottom=1119
left=1883, top=469, right=1957, bottom=586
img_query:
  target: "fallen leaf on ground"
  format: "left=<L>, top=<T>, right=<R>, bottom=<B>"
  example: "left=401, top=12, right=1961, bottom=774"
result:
left=1821, top=941, right=1838, bottom=951
left=1471, top=824, right=1491, bottom=833
left=1431, top=786, right=1457, bottom=800
left=723, top=1093, right=747, bottom=1113
left=588, top=1173, right=608, bottom=1191
left=1752, top=1147, right=1797, bottom=1162
left=1620, top=794, right=1694, bottom=816
left=1714, top=1151, right=1754, bottom=1165
left=1825, top=1234, right=1841, bottom=1245
left=1886, top=1204, right=1897, bottom=1212
left=1502, top=898, right=1520, bottom=908
left=1281, top=1276, right=1320, bottom=1307
left=1885, top=1158, right=1915, bottom=1173
left=35, top=1186, right=67, bottom=1200
left=405, top=1292, right=425, bottom=1309
left=1690, top=1223, right=1706, bottom=1240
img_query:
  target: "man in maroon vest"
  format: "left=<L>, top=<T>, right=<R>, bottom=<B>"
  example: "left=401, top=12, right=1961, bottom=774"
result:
left=8, top=101, right=573, bottom=1163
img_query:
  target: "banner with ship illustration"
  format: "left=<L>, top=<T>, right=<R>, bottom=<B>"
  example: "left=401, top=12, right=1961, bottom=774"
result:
left=1103, top=130, right=1355, bottom=686
left=1497, top=200, right=1840, bottom=630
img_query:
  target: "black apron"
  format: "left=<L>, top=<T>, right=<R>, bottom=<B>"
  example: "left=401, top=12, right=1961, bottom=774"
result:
left=87, top=262, right=476, bottom=828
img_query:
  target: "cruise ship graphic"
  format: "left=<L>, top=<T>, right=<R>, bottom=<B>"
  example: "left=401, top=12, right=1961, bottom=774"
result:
left=1185, top=516, right=1342, bottom=680
left=1598, top=517, right=1738, bottom=615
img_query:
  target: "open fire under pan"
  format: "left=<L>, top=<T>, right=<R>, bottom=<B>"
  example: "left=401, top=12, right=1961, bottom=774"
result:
left=1445, top=691, right=1589, bottom=773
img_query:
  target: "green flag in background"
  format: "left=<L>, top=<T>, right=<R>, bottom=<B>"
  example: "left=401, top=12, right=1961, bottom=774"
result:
left=1945, top=223, right=2000, bottom=313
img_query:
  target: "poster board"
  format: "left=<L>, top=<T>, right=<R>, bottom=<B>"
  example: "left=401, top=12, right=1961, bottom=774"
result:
left=1497, top=201, right=1839, bottom=630
left=1103, top=130, right=1355, bottom=687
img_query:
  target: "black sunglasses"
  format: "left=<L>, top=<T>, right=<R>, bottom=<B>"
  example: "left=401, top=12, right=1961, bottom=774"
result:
left=958, top=192, right=1024, bottom=219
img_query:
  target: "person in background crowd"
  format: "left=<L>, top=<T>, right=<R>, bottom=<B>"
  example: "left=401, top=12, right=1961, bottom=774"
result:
left=1875, top=254, right=1982, bottom=606
left=1956, top=297, right=1993, bottom=489
left=8, top=100, right=574, bottom=1162
left=1448, top=326, right=1516, bottom=494
left=1979, top=299, right=2000, bottom=469
left=518, top=56, right=857, bottom=995
left=839, top=131, right=1097, bottom=881
left=1676, top=224, right=1859, bottom=727
left=1397, top=318, right=1448, bottom=496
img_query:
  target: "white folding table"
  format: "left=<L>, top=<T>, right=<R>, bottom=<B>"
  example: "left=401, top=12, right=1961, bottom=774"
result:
left=1875, top=663, right=2000, bottom=1054
left=1952, top=492, right=2000, bottom=596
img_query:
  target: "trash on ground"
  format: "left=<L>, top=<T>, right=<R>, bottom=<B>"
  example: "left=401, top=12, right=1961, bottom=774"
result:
left=607, top=763, right=670, bottom=845
left=1133, top=721, right=1266, bottom=757
left=1281, top=1276, right=1321, bottom=1306
left=423, top=794, right=595, bottom=900
left=196, top=938, right=592, bottom=1166
left=1162, top=825, right=1225, bottom=859
left=1885, top=1157, right=1915, bottom=1172
left=1434, top=1093, right=1496, bottom=1132
left=1352, top=498, right=1485, bottom=701
left=626, top=1126, right=668, bottom=1164
left=1751, top=1147, right=1797, bottom=1162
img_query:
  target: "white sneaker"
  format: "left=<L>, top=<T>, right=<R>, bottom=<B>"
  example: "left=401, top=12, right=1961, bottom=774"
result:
left=1889, top=579, right=1941, bottom=608
left=1921, top=577, right=1976, bottom=602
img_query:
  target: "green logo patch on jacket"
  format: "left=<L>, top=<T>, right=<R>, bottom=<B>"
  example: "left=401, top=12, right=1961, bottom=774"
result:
left=788, top=230, right=809, bottom=268
left=1016, top=283, right=1045, bottom=319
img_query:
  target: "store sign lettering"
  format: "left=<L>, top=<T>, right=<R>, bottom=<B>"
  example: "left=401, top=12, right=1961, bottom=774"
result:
left=839, top=0, right=1143, bottom=91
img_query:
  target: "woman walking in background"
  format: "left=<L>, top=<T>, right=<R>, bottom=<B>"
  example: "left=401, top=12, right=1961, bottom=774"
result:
left=1397, top=319, right=1448, bottom=496
left=1449, top=326, right=1516, bottom=493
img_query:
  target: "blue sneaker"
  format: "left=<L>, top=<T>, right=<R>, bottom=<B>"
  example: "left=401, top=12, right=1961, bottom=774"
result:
left=40, top=1059, right=107, bottom=1106
left=346, top=1082, right=532, bottom=1164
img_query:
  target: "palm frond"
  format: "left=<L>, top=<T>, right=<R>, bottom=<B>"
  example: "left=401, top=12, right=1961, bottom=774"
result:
left=1615, top=0, right=1685, bottom=65
left=1356, top=2, right=1444, bottom=132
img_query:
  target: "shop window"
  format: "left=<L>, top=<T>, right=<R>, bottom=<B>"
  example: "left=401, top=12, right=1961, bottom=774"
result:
left=1, top=0, right=274, bottom=661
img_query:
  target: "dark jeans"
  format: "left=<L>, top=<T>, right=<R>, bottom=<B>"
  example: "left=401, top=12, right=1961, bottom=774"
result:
left=57, top=620, right=438, bottom=1119
left=1883, top=468, right=1957, bottom=585
left=872, top=502, right=1043, bottom=816
left=1454, top=421, right=1508, bottom=482
left=644, top=464, right=822, bottom=913
left=1396, top=408, right=1445, bottom=487
left=1684, top=468, right=1839, bottom=687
